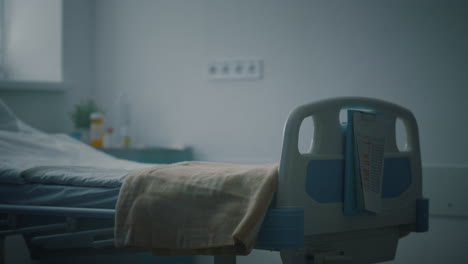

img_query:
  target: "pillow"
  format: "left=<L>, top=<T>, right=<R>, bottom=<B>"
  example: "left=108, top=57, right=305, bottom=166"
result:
left=0, top=97, right=41, bottom=133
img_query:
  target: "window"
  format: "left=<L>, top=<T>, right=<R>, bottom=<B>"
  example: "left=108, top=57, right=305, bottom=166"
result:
left=0, top=0, right=5, bottom=79
left=0, top=0, right=62, bottom=83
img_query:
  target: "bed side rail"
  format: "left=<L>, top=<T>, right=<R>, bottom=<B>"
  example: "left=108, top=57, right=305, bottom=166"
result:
left=0, top=205, right=116, bottom=251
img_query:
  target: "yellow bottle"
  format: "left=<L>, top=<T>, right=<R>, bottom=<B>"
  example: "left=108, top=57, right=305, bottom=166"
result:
left=90, top=112, right=104, bottom=147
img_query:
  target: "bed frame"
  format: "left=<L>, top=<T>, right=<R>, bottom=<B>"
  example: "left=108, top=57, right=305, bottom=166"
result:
left=0, top=97, right=429, bottom=264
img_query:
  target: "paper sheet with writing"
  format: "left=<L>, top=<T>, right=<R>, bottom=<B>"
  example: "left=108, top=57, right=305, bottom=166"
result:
left=353, top=112, right=387, bottom=213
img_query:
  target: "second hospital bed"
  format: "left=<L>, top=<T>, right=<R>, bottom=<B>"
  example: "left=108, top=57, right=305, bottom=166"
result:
left=0, top=97, right=429, bottom=264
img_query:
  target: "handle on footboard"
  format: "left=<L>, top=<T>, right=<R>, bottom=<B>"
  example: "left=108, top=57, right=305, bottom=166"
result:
left=282, top=97, right=419, bottom=156
left=276, top=97, right=422, bottom=208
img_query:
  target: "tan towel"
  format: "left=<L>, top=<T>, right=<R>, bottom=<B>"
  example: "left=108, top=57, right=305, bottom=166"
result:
left=115, top=161, right=278, bottom=255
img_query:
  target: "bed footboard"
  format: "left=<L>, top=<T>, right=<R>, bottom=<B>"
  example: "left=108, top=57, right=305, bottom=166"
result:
left=264, top=97, right=428, bottom=263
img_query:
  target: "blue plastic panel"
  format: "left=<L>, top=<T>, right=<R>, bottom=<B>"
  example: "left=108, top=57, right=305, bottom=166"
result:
left=306, top=158, right=412, bottom=203
left=256, top=209, right=304, bottom=250
left=416, top=198, right=429, bottom=232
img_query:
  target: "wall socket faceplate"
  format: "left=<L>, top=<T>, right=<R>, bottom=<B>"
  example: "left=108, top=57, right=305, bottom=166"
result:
left=208, top=59, right=263, bottom=80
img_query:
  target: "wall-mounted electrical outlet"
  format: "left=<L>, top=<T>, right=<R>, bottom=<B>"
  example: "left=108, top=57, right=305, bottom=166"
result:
left=208, top=59, right=263, bottom=81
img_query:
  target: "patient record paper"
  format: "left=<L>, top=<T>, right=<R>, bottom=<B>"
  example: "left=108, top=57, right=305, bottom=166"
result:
left=353, top=111, right=387, bottom=213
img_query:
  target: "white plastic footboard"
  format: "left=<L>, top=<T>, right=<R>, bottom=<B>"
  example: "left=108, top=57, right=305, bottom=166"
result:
left=276, top=97, right=423, bottom=236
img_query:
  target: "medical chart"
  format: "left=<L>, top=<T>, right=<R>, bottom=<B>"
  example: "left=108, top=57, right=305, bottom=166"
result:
left=353, top=111, right=387, bottom=213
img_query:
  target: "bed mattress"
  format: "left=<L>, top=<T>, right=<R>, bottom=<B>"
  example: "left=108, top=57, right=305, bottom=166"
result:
left=0, top=183, right=119, bottom=209
left=0, top=110, right=152, bottom=210
left=0, top=130, right=149, bottom=210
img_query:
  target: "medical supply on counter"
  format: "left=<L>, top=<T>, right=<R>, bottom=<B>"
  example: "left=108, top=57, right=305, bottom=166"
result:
left=122, top=133, right=131, bottom=148
left=115, top=92, right=131, bottom=148
left=103, top=127, right=114, bottom=148
left=90, top=112, right=104, bottom=147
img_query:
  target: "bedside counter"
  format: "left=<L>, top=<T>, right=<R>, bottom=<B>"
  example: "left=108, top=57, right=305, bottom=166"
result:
left=100, top=147, right=193, bottom=164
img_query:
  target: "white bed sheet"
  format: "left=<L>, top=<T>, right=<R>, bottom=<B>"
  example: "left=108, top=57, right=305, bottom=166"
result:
left=0, top=98, right=151, bottom=187
left=0, top=130, right=152, bottom=187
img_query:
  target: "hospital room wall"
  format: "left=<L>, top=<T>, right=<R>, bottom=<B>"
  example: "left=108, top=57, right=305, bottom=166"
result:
left=94, top=0, right=468, bottom=166
left=93, top=1, right=467, bottom=263
left=0, top=0, right=95, bottom=133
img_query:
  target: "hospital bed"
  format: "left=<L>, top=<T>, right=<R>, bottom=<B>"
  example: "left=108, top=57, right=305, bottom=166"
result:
left=0, top=97, right=428, bottom=264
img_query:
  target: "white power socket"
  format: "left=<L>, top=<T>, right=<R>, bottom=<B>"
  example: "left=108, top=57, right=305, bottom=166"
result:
left=208, top=59, right=263, bottom=80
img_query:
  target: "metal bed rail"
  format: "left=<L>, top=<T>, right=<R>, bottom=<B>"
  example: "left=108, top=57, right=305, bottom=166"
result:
left=0, top=204, right=117, bottom=254
left=0, top=204, right=274, bottom=264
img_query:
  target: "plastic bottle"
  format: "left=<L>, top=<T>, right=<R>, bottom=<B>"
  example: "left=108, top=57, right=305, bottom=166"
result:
left=103, top=127, right=114, bottom=148
left=114, top=92, right=131, bottom=148
left=90, top=112, right=104, bottom=147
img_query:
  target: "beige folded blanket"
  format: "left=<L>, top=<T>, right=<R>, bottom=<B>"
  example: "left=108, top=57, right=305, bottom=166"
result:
left=115, top=161, right=278, bottom=255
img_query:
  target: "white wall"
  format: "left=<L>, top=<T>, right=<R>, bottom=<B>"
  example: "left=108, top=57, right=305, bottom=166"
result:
left=94, top=0, right=468, bottom=164
left=61, top=0, right=96, bottom=131
left=94, top=1, right=468, bottom=263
